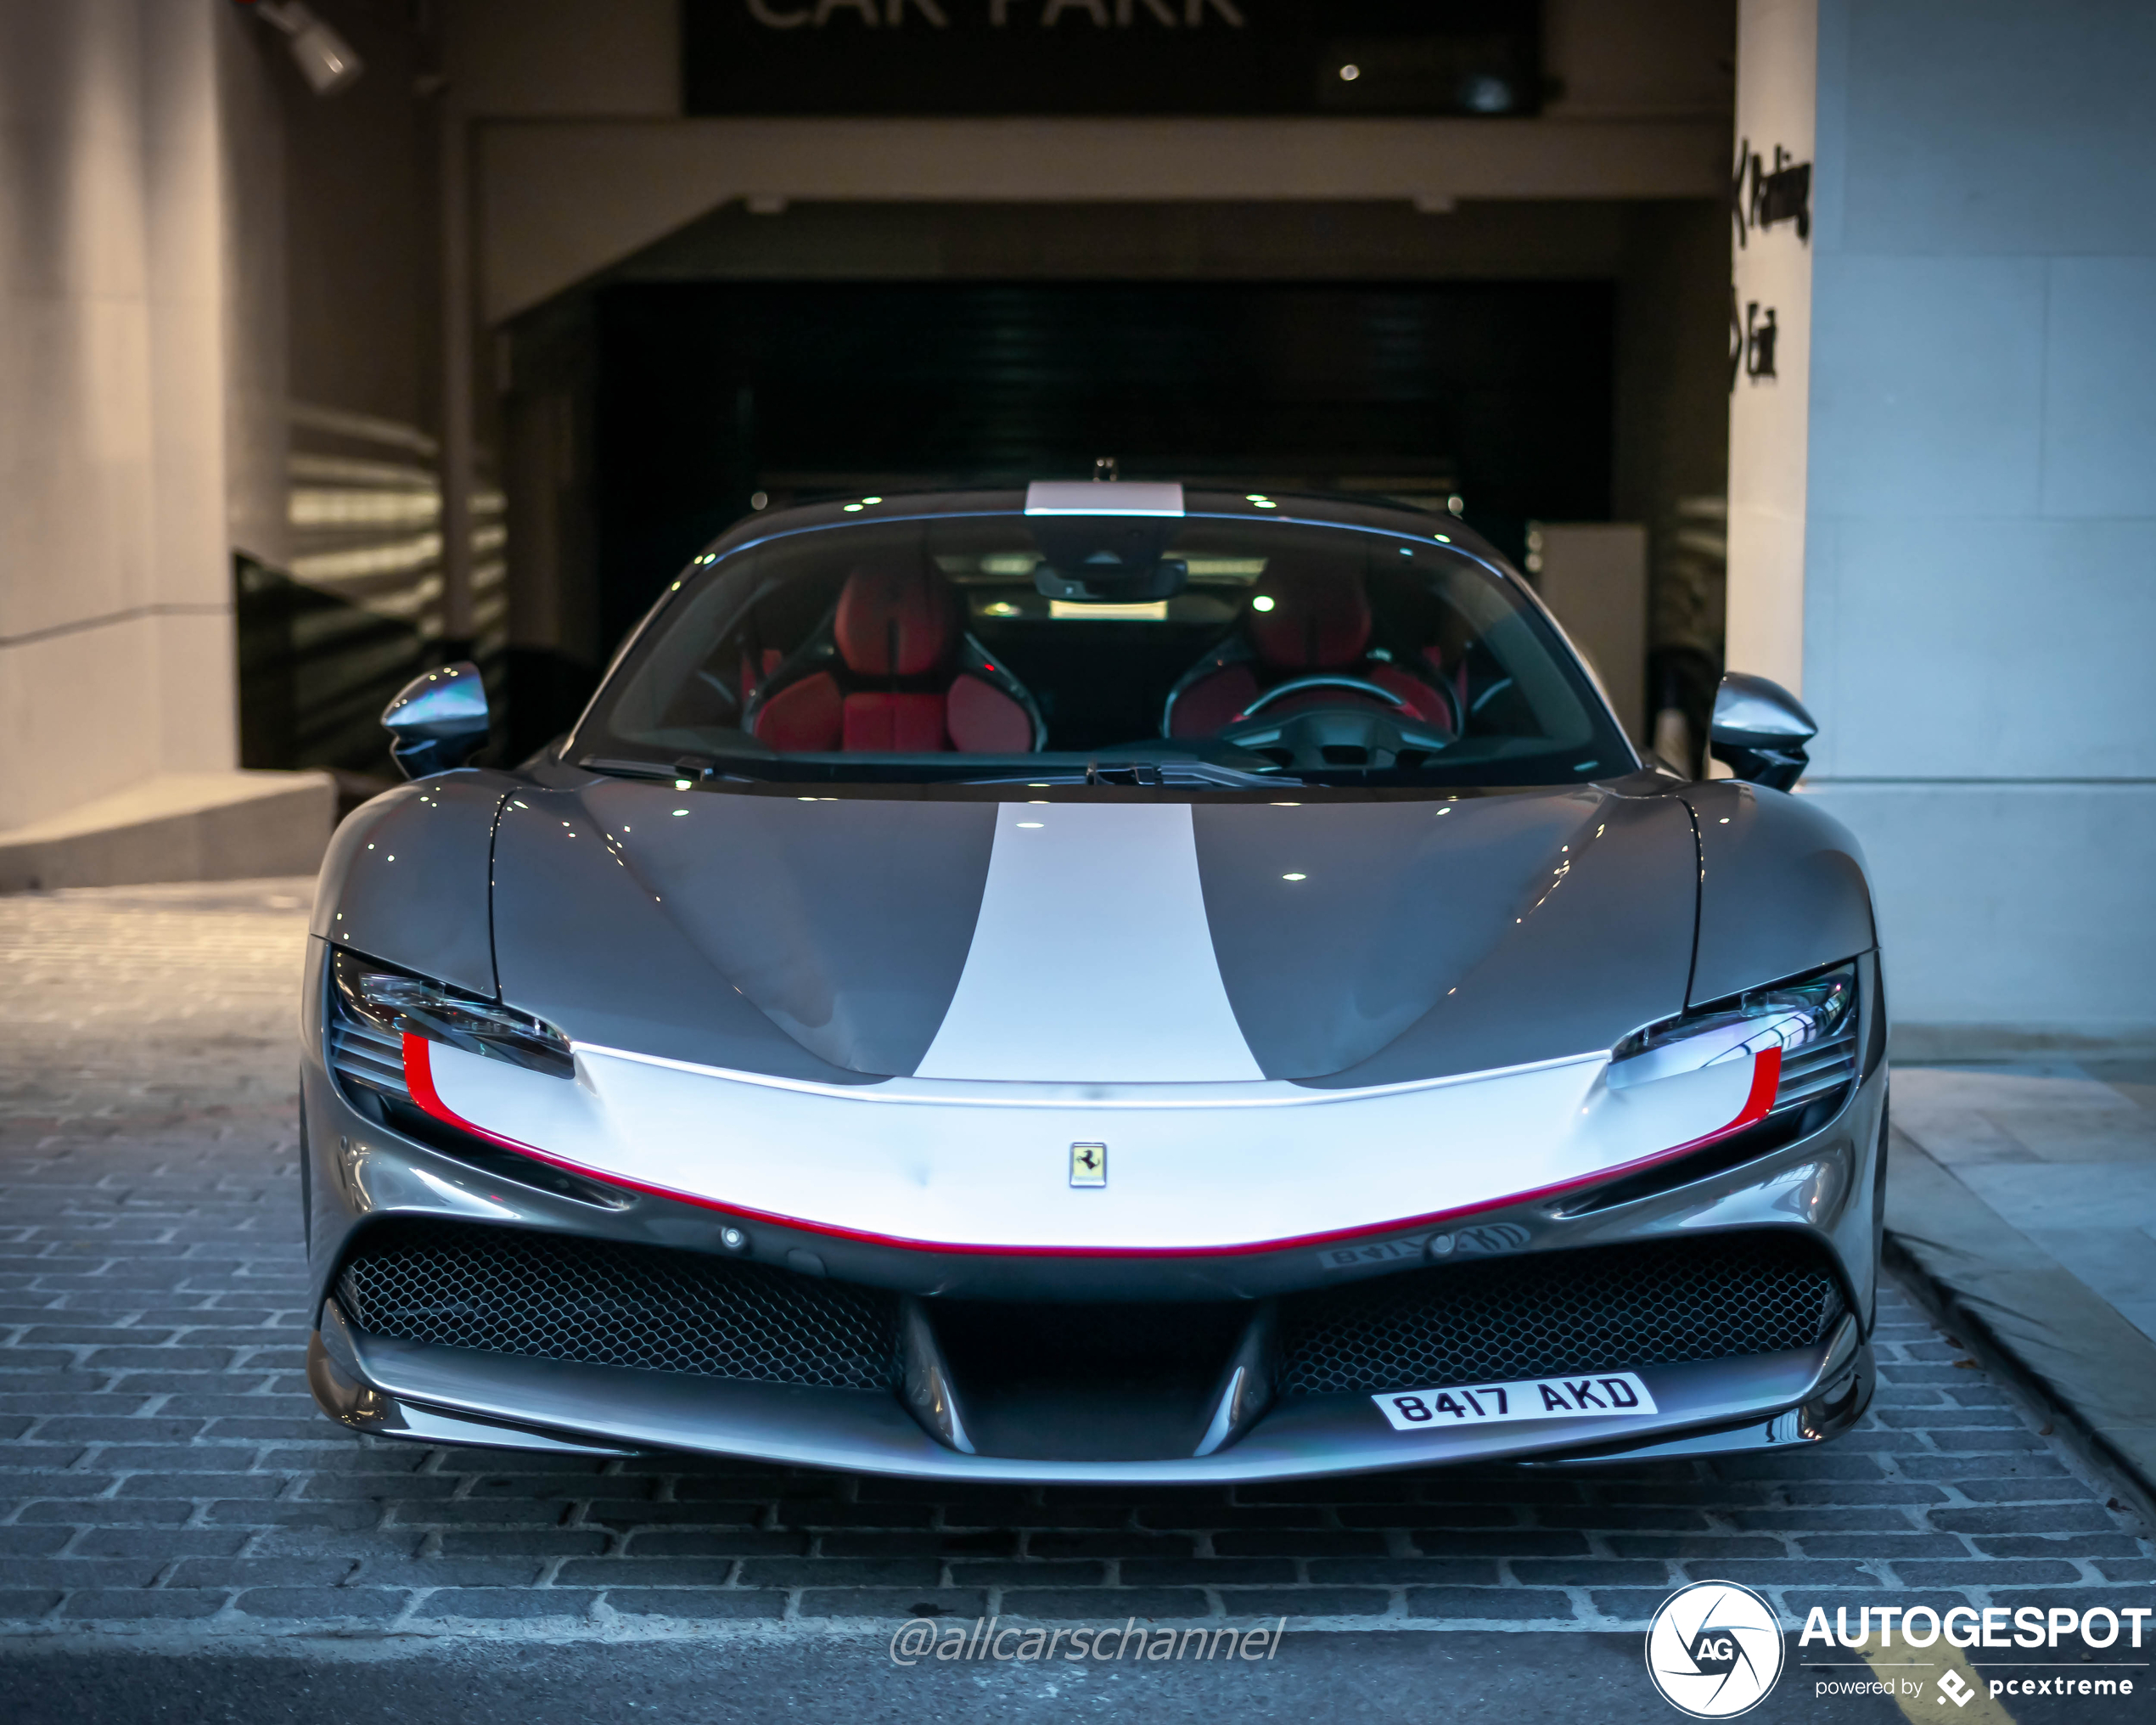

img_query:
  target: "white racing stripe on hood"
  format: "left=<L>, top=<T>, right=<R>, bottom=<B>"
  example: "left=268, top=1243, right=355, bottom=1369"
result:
left=914, top=802, right=1265, bottom=1082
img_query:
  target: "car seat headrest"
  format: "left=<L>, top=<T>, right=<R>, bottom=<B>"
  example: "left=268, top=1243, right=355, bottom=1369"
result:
left=834, top=564, right=955, bottom=677
left=1246, top=569, right=1372, bottom=671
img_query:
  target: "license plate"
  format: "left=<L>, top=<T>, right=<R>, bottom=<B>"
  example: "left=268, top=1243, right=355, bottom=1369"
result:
left=1372, top=1371, right=1658, bottom=1431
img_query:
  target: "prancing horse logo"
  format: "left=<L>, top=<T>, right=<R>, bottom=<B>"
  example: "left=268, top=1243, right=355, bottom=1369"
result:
left=1070, top=1143, right=1107, bottom=1188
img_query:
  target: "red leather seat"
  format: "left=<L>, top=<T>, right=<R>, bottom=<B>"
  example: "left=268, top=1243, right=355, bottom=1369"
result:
left=1163, top=569, right=1455, bottom=738
left=749, top=565, right=1042, bottom=754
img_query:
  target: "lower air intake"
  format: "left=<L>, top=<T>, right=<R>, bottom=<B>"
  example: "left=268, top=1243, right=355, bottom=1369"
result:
left=1277, top=1232, right=1846, bottom=1397
left=334, top=1219, right=899, bottom=1390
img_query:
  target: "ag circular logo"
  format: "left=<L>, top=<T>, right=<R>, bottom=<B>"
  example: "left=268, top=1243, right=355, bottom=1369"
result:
left=1644, top=1581, right=1785, bottom=1717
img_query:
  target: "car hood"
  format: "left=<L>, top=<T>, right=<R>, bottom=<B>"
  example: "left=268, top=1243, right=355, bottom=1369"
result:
left=489, top=778, right=1698, bottom=1087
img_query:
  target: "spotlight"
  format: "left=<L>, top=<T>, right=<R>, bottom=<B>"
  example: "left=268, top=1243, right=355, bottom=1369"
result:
left=245, top=2, right=364, bottom=96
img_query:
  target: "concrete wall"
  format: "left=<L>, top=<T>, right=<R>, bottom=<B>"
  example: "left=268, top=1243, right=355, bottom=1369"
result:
left=218, top=8, right=292, bottom=576
left=0, top=0, right=242, bottom=832
left=1728, top=1, right=2156, bottom=1048
left=0, top=1, right=412, bottom=879
left=442, top=0, right=1739, bottom=124
left=280, top=15, right=441, bottom=441
left=443, top=0, right=1740, bottom=323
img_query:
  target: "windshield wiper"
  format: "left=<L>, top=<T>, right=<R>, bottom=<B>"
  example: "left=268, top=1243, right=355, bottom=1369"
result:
left=1105, top=760, right=1300, bottom=789
left=577, top=752, right=748, bottom=783
left=578, top=755, right=682, bottom=781
left=586, top=751, right=1301, bottom=791
left=965, top=761, right=1300, bottom=789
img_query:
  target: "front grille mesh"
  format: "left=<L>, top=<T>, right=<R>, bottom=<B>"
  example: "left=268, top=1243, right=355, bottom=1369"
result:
left=1277, top=1233, right=1845, bottom=1396
left=335, top=1220, right=899, bottom=1389
left=335, top=1224, right=1843, bottom=1406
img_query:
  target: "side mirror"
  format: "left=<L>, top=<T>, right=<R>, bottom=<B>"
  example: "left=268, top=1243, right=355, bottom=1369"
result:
left=382, top=661, right=490, bottom=779
left=1709, top=671, right=1816, bottom=791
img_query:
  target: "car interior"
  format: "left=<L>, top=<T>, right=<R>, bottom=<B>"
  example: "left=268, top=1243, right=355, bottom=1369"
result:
left=590, top=510, right=1620, bottom=780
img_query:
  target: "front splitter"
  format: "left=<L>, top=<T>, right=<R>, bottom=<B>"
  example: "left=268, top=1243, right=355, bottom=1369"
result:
left=314, top=1318, right=1872, bottom=1484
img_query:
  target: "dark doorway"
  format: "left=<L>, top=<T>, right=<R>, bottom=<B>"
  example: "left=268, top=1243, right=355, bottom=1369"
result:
left=590, top=279, right=1614, bottom=654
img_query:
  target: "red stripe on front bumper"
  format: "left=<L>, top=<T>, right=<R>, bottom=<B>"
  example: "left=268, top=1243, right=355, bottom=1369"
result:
left=400, top=1034, right=1784, bottom=1260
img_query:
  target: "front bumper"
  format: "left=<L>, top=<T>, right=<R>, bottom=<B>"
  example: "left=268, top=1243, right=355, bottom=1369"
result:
left=300, top=939, right=1889, bottom=1480
left=309, top=1300, right=1872, bottom=1481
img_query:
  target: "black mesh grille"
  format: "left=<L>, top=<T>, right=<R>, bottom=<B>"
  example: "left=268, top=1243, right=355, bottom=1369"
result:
left=1277, top=1233, right=1846, bottom=1396
left=334, top=1220, right=899, bottom=1389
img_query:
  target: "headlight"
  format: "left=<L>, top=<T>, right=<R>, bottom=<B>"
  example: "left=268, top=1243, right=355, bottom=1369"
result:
left=328, top=949, right=574, bottom=1086
left=1608, top=962, right=1859, bottom=1120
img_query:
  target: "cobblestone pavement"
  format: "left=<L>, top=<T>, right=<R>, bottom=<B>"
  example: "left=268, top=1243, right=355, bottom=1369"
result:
left=2, top=879, right=2150, bottom=1641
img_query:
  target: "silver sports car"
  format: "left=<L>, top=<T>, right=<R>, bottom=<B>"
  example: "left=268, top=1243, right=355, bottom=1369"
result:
left=302, top=481, right=1883, bottom=1481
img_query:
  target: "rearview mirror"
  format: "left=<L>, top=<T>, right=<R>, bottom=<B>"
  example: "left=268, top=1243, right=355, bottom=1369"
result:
left=1709, top=672, right=1816, bottom=791
left=1025, top=480, right=1188, bottom=602
left=382, top=661, right=490, bottom=779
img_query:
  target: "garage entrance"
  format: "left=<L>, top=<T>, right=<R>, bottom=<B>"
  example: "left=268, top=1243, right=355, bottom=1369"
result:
left=497, top=190, right=1733, bottom=761
left=591, top=277, right=1614, bottom=650
left=503, top=272, right=1623, bottom=753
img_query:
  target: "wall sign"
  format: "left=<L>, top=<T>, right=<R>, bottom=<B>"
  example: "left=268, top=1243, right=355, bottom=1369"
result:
left=1731, top=138, right=1811, bottom=248
left=683, top=0, right=1541, bottom=116
left=1743, top=301, right=1777, bottom=379
left=1729, top=291, right=1782, bottom=390
left=1728, top=137, right=1809, bottom=390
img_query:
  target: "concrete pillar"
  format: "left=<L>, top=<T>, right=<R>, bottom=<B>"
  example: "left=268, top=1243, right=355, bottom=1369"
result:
left=0, top=1, right=222, bottom=827
left=1724, top=0, right=1815, bottom=695
left=1729, top=0, right=2156, bottom=1053
left=0, top=0, right=330, bottom=885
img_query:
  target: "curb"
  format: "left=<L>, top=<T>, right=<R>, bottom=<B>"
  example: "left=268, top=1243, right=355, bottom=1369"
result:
left=1884, top=1133, right=2156, bottom=1527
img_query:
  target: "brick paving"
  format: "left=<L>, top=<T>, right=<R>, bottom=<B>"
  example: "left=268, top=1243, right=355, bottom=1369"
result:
left=0, top=879, right=2148, bottom=1638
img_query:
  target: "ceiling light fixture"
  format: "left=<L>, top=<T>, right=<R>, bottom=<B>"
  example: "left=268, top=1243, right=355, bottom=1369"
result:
left=242, top=1, right=364, bottom=95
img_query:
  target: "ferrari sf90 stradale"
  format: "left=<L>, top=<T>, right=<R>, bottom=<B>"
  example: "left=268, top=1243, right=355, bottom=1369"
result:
left=302, top=482, right=1881, bottom=1480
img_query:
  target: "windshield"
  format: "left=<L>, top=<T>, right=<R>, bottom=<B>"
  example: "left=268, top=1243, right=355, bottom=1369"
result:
left=573, top=504, right=1632, bottom=788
